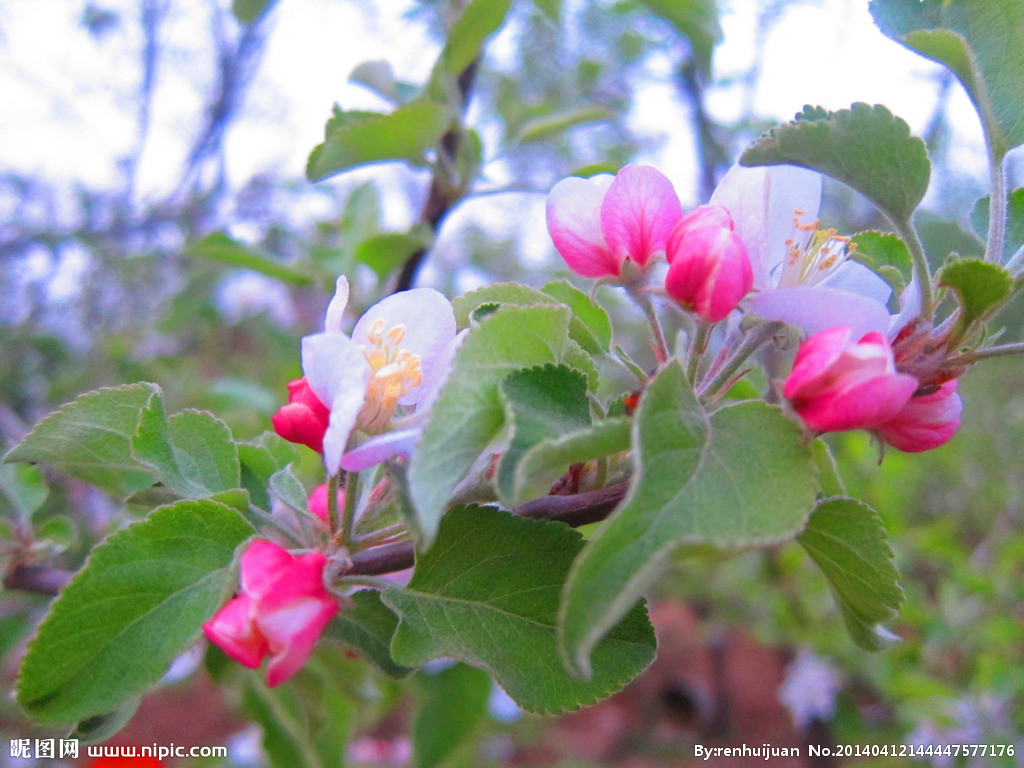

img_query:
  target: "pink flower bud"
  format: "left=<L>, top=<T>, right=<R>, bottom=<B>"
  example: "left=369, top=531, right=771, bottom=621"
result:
left=271, top=377, right=331, bottom=453
left=784, top=327, right=918, bottom=433
left=664, top=206, right=753, bottom=322
left=875, top=380, right=962, bottom=453
left=203, top=540, right=338, bottom=686
left=307, top=483, right=344, bottom=525
left=546, top=165, right=682, bottom=278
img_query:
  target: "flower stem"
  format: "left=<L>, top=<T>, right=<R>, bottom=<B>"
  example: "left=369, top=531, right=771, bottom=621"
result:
left=341, top=470, right=360, bottom=548
left=945, top=341, right=1024, bottom=367
left=247, top=504, right=304, bottom=548
left=632, top=290, right=671, bottom=364
left=986, top=155, right=1007, bottom=264
left=895, top=217, right=934, bottom=321
left=687, top=321, right=712, bottom=385
left=697, top=322, right=783, bottom=401
left=327, top=472, right=342, bottom=538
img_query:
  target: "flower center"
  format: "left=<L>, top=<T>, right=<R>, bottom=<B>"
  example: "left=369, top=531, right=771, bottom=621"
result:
left=776, top=210, right=857, bottom=289
left=358, top=319, right=424, bottom=433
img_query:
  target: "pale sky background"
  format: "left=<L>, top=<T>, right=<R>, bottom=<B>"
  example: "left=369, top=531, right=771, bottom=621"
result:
left=0, top=0, right=993, bottom=303
left=0, top=0, right=984, bottom=199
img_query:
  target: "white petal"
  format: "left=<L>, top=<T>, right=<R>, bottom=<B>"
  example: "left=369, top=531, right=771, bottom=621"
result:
left=302, top=333, right=370, bottom=473
left=352, top=288, right=456, bottom=405
left=822, top=261, right=892, bottom=307
left=888, top=277, right=921, bottom=337
left=324, top=276, right=350, bottom=334
left=413, top=328, right=468, bottom=410
left=340, top=428, right=421, bottom=471
left=710, top=164, right=820, bottom=286
left=749, top=286, right=891, bottom=338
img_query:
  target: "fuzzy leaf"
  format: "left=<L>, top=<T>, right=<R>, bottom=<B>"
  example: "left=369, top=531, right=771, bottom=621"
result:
left=741, top=103, right=930, bottom=224
left=382, top=506, right=655, bottom=714
left=326, top=590, right=414, bottom=679
left=938, top=258, right=1014, bottom=329
left=17, top=499, right=254, bottom=724
left=797, top=497, right=903, bottom=651
left=307, top=101, right=452, bottom=182
left=871, top=0, right=1024, bottom=158
left=496, top=365, right=591, bottom=506
left=851, top=230, right=913, bottom=295
left=408, top=305, right=573, bottom=543
left=559, top=362, right=818, bottom=678
left=4, top=383, right=160, bottom=498
left=133, top=405, right=241, bottom=499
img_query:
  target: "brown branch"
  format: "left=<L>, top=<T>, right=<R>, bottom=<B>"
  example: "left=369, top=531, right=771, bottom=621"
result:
left=4, top=564, right=73, bottom=596
left=346, top=482, right=630, bottom=576
left=395, top=60, right=479, bottom=292
left=3, top=483, right=632, bottom=593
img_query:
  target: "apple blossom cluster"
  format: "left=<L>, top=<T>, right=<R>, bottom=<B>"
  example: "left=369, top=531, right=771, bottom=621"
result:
left=206, top=160, right=968, bottom=686
left=546, top=163, right=962, bottom=453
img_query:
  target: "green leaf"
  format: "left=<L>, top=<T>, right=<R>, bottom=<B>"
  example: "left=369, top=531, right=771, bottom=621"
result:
left=240, top=648, right=356, bottom=768
left=17, top=499, right=254, bottom=724
left=0, top=463, right=49, bottom=521
left=187, top=233, right=314, bottom=287
left=514, top=418, right=631, bottom=506
left=515, top=105, right=612, bottom=143
left=349, top=60, right=401, bottom=105
left=413, top=663, right=491, bottom=768
left=307, top=100, right=452, bottom=183
left=326, top=590, right=414, bottom=679
left=870, top=0, right=1024, bottom=158
left=409, top=305, right=573, bottom=543
left=238, top=433, right=298, bottom=512
left=133, top=405, right=241, bottom=499
left=811, top=440, right=846, bottom=499
left=496, top=365, right=591, bottom=506
left=639, top=0, right=721, bottom=76
left=741, top=103, right=930, bottom=224
left=559, top=362, right=817, bottom=678
left=70, top=697, right=142, bottom=744
left=797, top=497, right=903, bottom=651
left=4, top=383, right=160, bottom=498
left=232, top=0, right=276, bottom=25
left=541, top=280, right=613, bottom=353
left=269, top=466, right=309, bottom=517
left=454, top=281, right=609, bottom=356
left=355, top=226, right=435, bottom=279
left=971, top=188, right=1024, bottom=261
left=432, top=0, right=513, bottom=81
left=850, top=230, right=913, bottom=295
left=937, top=258, right=1014, bottom=329
left=382, top=506, right=655, bottom=714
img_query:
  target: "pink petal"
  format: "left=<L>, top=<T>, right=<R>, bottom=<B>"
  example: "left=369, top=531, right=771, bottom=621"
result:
left=203, top=594, right=267, bottom=669
left=783, top=326, right=852, bottom=400
left=877, top=381, right=962, bottom=452
left=797, top=373, right=918, bottom=432
left=600, top=165, right=683, bottom=267
left=261, top=596, right=339, bottom=687
left=546, top=175, right=620, bottom=277
left=240, top=540, right=295, bottom=597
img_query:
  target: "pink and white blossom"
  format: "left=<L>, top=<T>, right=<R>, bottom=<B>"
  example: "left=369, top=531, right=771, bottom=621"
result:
left=281, top=277, right=464, bottom=473
left=664, top=205, right=753, bottom=322
left=546, top=164, right=683, bottom=278
left=709, top=164, right=894, bottom=337
left=876, top=380, right=962, bottom=453
left=203, top=540, right=338, bottom=687
left=784, top=326, right=918, bottom=433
